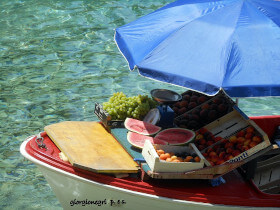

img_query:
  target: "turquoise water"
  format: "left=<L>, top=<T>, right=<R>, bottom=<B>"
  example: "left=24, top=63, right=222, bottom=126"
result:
left=1, top=0, right=280, bottom=209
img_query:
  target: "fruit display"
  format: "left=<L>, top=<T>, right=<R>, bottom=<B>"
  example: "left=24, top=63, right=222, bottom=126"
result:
left=194, top=126, right=263, bottom=166
left=156, top=149, right=201, bottom=163
left=173, top=91, right=234, bottom=131
left=102, top=92, right=157, bottom=120
left=124, top=118, right=161, bottom=135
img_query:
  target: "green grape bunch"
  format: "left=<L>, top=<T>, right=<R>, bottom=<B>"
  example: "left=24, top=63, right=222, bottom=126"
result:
left=102, top=92, right=158, bottom=120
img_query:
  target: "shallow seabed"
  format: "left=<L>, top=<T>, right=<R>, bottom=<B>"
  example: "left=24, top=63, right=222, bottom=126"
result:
left=1, top=0, right=280, bottom=209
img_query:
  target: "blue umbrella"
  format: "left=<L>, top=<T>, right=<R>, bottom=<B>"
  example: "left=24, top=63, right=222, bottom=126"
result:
left=115, top=0, right=280, bottom=97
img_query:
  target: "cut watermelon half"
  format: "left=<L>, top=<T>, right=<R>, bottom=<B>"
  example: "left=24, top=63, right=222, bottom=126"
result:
left=124, top=118, right=161, bottom=136
left=127, top=131, right=167, bottom=149
left=154, top=128, right=195, bottom=146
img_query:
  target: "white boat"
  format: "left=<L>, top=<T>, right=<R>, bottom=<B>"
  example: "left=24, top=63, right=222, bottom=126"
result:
left=20, top=115, right=280, bottom=210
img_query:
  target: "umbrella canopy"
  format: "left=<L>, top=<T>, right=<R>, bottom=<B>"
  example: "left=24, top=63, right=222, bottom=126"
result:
left=115, top=0, right=280, bottom=97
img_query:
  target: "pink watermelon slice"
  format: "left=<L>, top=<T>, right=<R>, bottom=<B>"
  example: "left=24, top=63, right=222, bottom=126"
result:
left=124, top=118, right=161, bottom=136
left=154, top=128, right=195, bottom=145
left=127, top=131, right=167, bottom=149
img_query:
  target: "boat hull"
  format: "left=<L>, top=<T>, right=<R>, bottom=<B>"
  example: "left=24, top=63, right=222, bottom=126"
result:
left=20, top=138, right=278, bottom=210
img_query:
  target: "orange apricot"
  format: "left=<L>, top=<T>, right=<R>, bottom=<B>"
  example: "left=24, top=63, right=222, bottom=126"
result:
left=156, top=149, right=165, bottom=156
left=194, top=156, right=201, bottom=162
left=184, top=156, right=193, bottom=162
left=170, top=155, right=178, bottom=161
left=177, top=157, right=184, bottom=162
left=159, top=154, right=168, bottom=160
left=165, top=153, right=171, bottom=159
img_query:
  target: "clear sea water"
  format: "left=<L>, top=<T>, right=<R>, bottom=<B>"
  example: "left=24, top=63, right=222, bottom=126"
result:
left=1, top=0, right=280, bottom=209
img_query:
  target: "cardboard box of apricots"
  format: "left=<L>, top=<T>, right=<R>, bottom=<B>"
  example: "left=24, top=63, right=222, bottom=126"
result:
left=142, top=141, right=205, bottom=173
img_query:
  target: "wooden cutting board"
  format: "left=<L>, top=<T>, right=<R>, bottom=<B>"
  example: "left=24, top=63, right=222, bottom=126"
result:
left=44, top=121, right=139, bottom=173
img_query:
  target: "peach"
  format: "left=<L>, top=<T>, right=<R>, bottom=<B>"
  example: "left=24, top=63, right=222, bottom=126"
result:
left=225, top=142, right=234, bottom=148
left=229, top=136, right=237, bottom=143
left=237, top=137, right=246, bottom=144
left=216, top=159, right=225, bottom=165
left=218, top=151, right=226, bottom=159
left=209, top=151, right=217, bottom=157
left=249, top=141, right=258, bottom=148
left=236, top=130, right=245, bottom=137
left=243, top=139, right=251, bottom=146
left=246, top=126, right=255, bottom=133
left=214, top=136, right=223, bottom=142
left=206, top=140, right=214, bottom=147
left=226, top=147, right=233, bottom=154
left=232, top=150, right=241, bottom=157
left=211, top=155, right=219, bottom=163
left=221, top=139, right=228, bottom=144
left=207, top=148, right=214, bottom=153
left=236, top=143, right=243, bottom=151
left=245, top=132, right=253, bottom=139
left=225, top=154, right=234, bottom=161
left=213, top=145, right=221, bottom=151
left=252, top=136, right=262, bottom=143
left=208, top=161, right=215, bottom=166
left=242, top=145, right=249, bottom=151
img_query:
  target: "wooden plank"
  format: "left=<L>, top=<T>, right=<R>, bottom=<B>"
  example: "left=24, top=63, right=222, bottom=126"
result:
left=44, top=121, right=139, bottom=173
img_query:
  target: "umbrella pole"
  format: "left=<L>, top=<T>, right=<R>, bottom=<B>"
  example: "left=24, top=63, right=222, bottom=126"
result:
left=236, top=98, right=239, bottom=106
